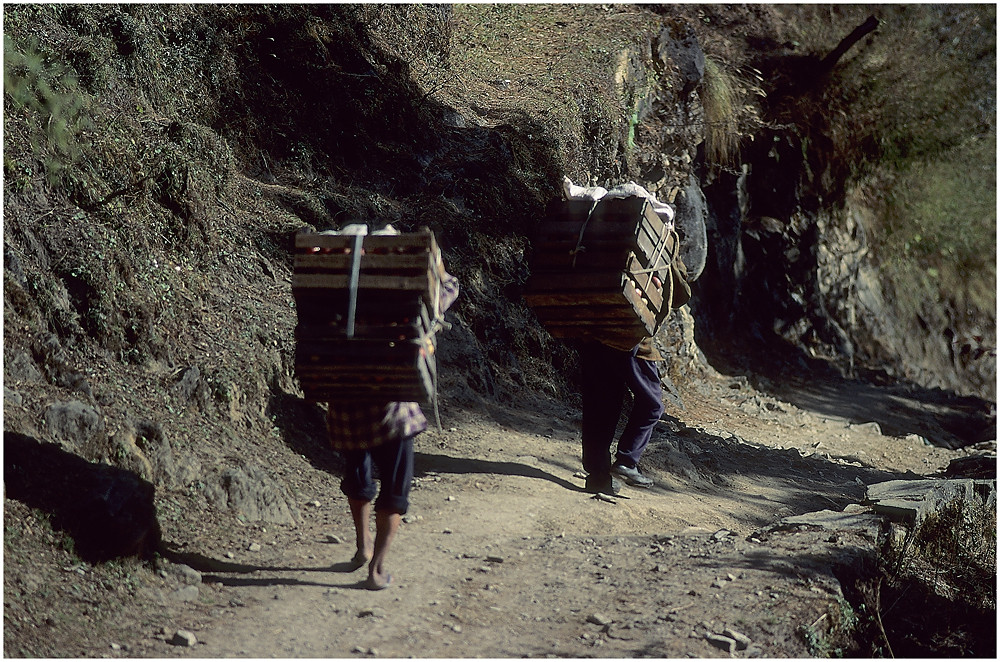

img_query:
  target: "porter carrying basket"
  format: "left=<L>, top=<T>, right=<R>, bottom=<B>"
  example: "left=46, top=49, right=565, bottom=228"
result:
left=523, top=196, right=684, bottom=349
left=292, top=228, right=445, bottom=404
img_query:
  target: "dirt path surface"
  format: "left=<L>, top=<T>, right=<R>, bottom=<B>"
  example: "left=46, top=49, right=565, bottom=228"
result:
left=136, top=368, right=972, bottom=659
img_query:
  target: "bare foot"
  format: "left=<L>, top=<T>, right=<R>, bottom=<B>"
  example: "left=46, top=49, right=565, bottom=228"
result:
left=349, top=548, right=370, bottom=570
left=330, top=549, right=371, bottom=573
left=364, top=571, right=393, bottom=590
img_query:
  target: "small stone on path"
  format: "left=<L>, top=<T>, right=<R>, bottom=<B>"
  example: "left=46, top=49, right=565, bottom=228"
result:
left=169, top=630, right=197, bottom=647
left=705, top=633, right=736, bottom=653
left=586, top=613, right=613, bottom=627
left=724, top=627, right=752, bottom=650
left=172, top=585, right=199, bottom=602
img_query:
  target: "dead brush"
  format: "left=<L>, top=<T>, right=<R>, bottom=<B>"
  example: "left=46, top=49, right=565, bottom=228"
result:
left=904, top=498, right=997, bottom=610
left=868, top=495, right=998, bottom=656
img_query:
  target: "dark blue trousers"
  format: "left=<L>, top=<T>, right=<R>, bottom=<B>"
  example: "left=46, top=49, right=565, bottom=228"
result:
left=580, top=341, right=664, bottom=478
left=340, top=436, right=414, bottom=514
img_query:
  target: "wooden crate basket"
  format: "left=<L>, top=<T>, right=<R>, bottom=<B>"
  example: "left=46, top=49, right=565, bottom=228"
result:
left=523, top=196, right=676, bottom=349
left=292, top=229, right=444, bottom=404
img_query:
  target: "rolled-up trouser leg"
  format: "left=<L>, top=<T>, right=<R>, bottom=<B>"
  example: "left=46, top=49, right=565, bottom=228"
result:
left=341, top=448, right=378, bottom=503
left=371, top=436, right=414, bottom=515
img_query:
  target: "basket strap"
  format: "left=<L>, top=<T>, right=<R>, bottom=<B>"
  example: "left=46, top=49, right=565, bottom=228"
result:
left=569, top=200, right=600, bottom=268
left=345, top=233, right=364, bottom=338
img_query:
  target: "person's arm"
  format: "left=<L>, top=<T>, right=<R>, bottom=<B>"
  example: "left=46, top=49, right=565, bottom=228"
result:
left=439, top=271, right=460, bottom=313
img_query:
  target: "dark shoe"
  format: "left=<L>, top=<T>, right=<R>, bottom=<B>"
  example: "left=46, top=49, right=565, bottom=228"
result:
left=612, top=463, right=653, bottom=488
left=585, top=474, right=621, bottom=496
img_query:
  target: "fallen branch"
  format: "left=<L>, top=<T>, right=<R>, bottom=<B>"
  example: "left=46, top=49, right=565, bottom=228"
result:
left=819, top=15, right=880, bottom=75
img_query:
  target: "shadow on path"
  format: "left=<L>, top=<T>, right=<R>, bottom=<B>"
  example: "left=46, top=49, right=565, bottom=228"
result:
left=643, top=422, right=920, bottom=521
left=161, top=545, right=381, bottom=591
left=415, top=450, right=583, bottom=492
left=699, top=337, right=995, bottom=450
left=4, top=431, right=161, bottom=563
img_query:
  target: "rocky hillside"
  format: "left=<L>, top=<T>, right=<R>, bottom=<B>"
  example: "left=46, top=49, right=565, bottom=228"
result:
left=3, top=3, right=996, bottom=657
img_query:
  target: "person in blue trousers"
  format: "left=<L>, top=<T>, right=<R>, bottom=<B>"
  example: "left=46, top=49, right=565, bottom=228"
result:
left=579, top=336, right=664, bottom=495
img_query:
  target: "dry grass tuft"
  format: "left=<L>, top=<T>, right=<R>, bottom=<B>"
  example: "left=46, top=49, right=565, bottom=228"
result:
left=700, top=57, right=742, bottom=168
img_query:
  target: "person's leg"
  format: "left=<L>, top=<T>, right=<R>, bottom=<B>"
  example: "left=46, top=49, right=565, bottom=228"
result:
left=615, top=354, right=664, bottom=469
left=367, top=510, right=401, bottom=589
left=347, top=499, right=373, bottom=567
left=366, top=436, right=414, bottom=589
left=580, top=341, right=628, bottom=489
left=341, top=449, right=377, bottom=567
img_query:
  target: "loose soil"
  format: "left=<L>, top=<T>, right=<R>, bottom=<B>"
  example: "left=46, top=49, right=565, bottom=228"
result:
left=8, top=357, right=979, bottom=659
left=3, top=5, right=994, bottom=659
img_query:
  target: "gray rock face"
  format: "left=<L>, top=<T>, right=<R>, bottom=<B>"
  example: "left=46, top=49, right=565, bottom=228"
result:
left=43, top=400, right=104, bottom=449
left=5, top=350, right=42, bottom=382
left=5, top=387, right=24, bottom=407
left=203, top=465, right=302, bottom=525
left=672, top=174, right=709, bottom=282
left=174, top=365, right=211, bottom=412
left=169, top=630, right=197, bottom=647
left=658, top=22, right=705, bottom=97
left=865, top=478, right=996, bottom=524
left=159, top=560, right=202, bottom=586
left=129, top=420, right=201, bottom=488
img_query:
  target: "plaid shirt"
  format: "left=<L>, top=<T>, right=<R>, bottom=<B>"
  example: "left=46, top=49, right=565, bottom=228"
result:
left=324, top=270, right=458, bottom=452
left=326, top=401, right=427, bottom=451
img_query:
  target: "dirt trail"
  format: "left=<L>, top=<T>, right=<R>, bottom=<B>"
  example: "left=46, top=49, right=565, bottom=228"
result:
left=134, top=367, right=974, bottom=659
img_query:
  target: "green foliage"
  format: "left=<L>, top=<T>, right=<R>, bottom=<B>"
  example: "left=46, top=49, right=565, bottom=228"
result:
left=3, top=34, right=92, bottom=182
left=911, top=498, right=997, bottom=610
left=780, top=5, right=994, bottom=167
left=866, top=132, right=996, bottom=324
left=853, top=7, right=996, bottom=307
left=800, top=596, right=861, bottom=658
left=778, top=4, right=994, bottom=202
left=417, top=3, right=661, bottom=184
left=879, top=136, right=996, bottom=276
left=801, top=621, right=836, bottom=658
left=778, top=5, right=995, bottom=359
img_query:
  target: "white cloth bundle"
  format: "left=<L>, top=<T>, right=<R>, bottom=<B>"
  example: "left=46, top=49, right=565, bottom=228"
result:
left=320, top=223, right=400, bottom=236
left=562, top=176, right=674, bottom=229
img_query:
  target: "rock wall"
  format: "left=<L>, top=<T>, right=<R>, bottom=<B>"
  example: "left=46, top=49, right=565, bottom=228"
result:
left=692, top=123, right=996, bottom=402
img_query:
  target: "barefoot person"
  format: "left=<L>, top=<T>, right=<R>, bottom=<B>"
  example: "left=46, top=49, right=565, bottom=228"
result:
left=324, top=224, right=459, bottom=589
left=327, top=402, right=425, bottom=589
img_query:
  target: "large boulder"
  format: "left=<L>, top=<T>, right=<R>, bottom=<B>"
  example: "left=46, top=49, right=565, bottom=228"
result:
left=672, top=173, right=709, bottom=281
left=202, top=464, right=302, bottom=525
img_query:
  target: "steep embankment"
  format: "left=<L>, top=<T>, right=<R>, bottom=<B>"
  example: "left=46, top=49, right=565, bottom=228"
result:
left=3, top=3, right=995, bottom=658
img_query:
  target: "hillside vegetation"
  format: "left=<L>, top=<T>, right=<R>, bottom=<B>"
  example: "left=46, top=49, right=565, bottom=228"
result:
left=3, top=3, right=995, bottom=658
